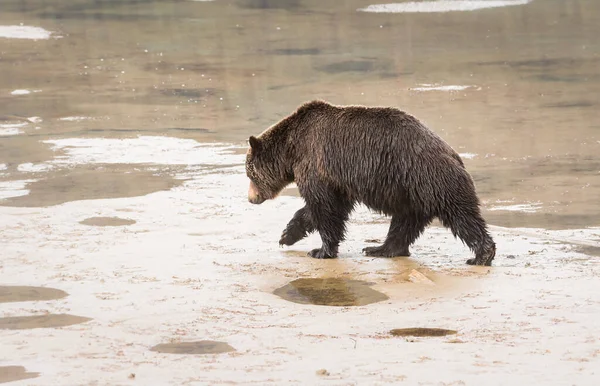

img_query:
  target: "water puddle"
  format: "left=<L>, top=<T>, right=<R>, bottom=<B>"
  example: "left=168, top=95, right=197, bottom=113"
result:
left=0, top=286, right=68, bottom=304
left=79, top=217, right=136, bottom=227
left=273, top=278, right=389, bottom=306
left=0, top=314, right=92, bottom=330
left=0, top=169, right=182, bottom=207
left=390, top=328, right=457, bottom=337
left=574, top=245, right=600, bottom=257
left=150, top=341, right=236, bottom=355
left=0, top=366, right=40, bottom=384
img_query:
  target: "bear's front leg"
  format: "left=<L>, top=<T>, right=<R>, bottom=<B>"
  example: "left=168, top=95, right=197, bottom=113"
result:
left=279, top=206, right=315, bottom=246
left=302, top=187, right=353, bottom=259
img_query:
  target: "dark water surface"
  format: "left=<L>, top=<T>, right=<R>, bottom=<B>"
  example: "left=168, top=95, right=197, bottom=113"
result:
left=1, top=0, right=599, bottom=229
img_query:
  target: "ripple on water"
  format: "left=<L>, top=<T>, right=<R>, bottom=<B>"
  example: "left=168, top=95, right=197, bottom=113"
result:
left=273, top=278, right=389, bottom=306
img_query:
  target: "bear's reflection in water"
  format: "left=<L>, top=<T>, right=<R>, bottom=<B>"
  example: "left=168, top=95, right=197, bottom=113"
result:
left=273, top=278, right=389, bottom=306
left=150, top=341, right=236, bottom=355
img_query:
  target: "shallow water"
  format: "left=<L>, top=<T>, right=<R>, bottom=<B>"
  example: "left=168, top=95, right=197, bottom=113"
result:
left=0, top=314, right=92, bottom=330
left=389, top=328, right=457, bottom=337
left=273, top=277, right=389, bottom=306
left=79, top=216, right=136, bottom=226
left=150, top=340, right=236, bottom=355
left=0, top=0, right=599, bottom=228
left=0, top=366, right=40, bottom=384
left=0, top=286, right=68, bottom=303
left=0, top=167, right=182, bottom=207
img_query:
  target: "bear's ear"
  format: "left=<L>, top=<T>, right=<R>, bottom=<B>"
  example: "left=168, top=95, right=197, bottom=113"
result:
left=248, top=136, right=262, bottom=152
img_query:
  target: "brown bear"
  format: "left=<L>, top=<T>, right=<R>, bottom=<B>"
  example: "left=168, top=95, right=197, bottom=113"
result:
left=246, top=100, right=496, bottom=266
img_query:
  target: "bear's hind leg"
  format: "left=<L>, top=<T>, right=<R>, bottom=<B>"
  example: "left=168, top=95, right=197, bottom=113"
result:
left=439, top=207, right=496, bottom=266
left=279, top=206, right=315, bottom=246
left=363, top=211, right=432, bottom=257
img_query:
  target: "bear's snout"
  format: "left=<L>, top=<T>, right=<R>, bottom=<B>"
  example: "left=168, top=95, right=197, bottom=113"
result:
left=249, top=196, right=265, bottom=204
left=248, top=181, right=265, bottom=204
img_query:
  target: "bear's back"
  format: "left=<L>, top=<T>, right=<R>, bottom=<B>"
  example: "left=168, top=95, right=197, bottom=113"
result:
left=304, top=104, right=466, bottom=214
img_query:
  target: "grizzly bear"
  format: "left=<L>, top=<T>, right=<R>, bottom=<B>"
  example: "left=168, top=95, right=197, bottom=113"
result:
left=246, top=100, right=496, bottom=266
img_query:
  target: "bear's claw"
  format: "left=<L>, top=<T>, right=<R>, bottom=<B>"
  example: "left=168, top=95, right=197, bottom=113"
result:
left=466, top=258, right=493, bottom=266
left=466, top=245, right=496, bottom=266
left=308, top=248, right=336, bottom=259
left=362, top=245, right=410, bottom=257
left=279, top=224, right=307, bottom=246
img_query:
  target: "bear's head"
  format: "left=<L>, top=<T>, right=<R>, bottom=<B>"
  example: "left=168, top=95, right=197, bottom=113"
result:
left=245, top=135, right=291, bottom=205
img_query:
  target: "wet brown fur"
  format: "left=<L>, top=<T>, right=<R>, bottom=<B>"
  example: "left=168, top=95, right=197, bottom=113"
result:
left=246, top=100, right=496, bottom=265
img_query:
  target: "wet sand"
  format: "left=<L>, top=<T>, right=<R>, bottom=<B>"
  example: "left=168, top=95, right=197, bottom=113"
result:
left=1, top=0, right=599, bottom=384
left=1, top=168, right=598, bottom=384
